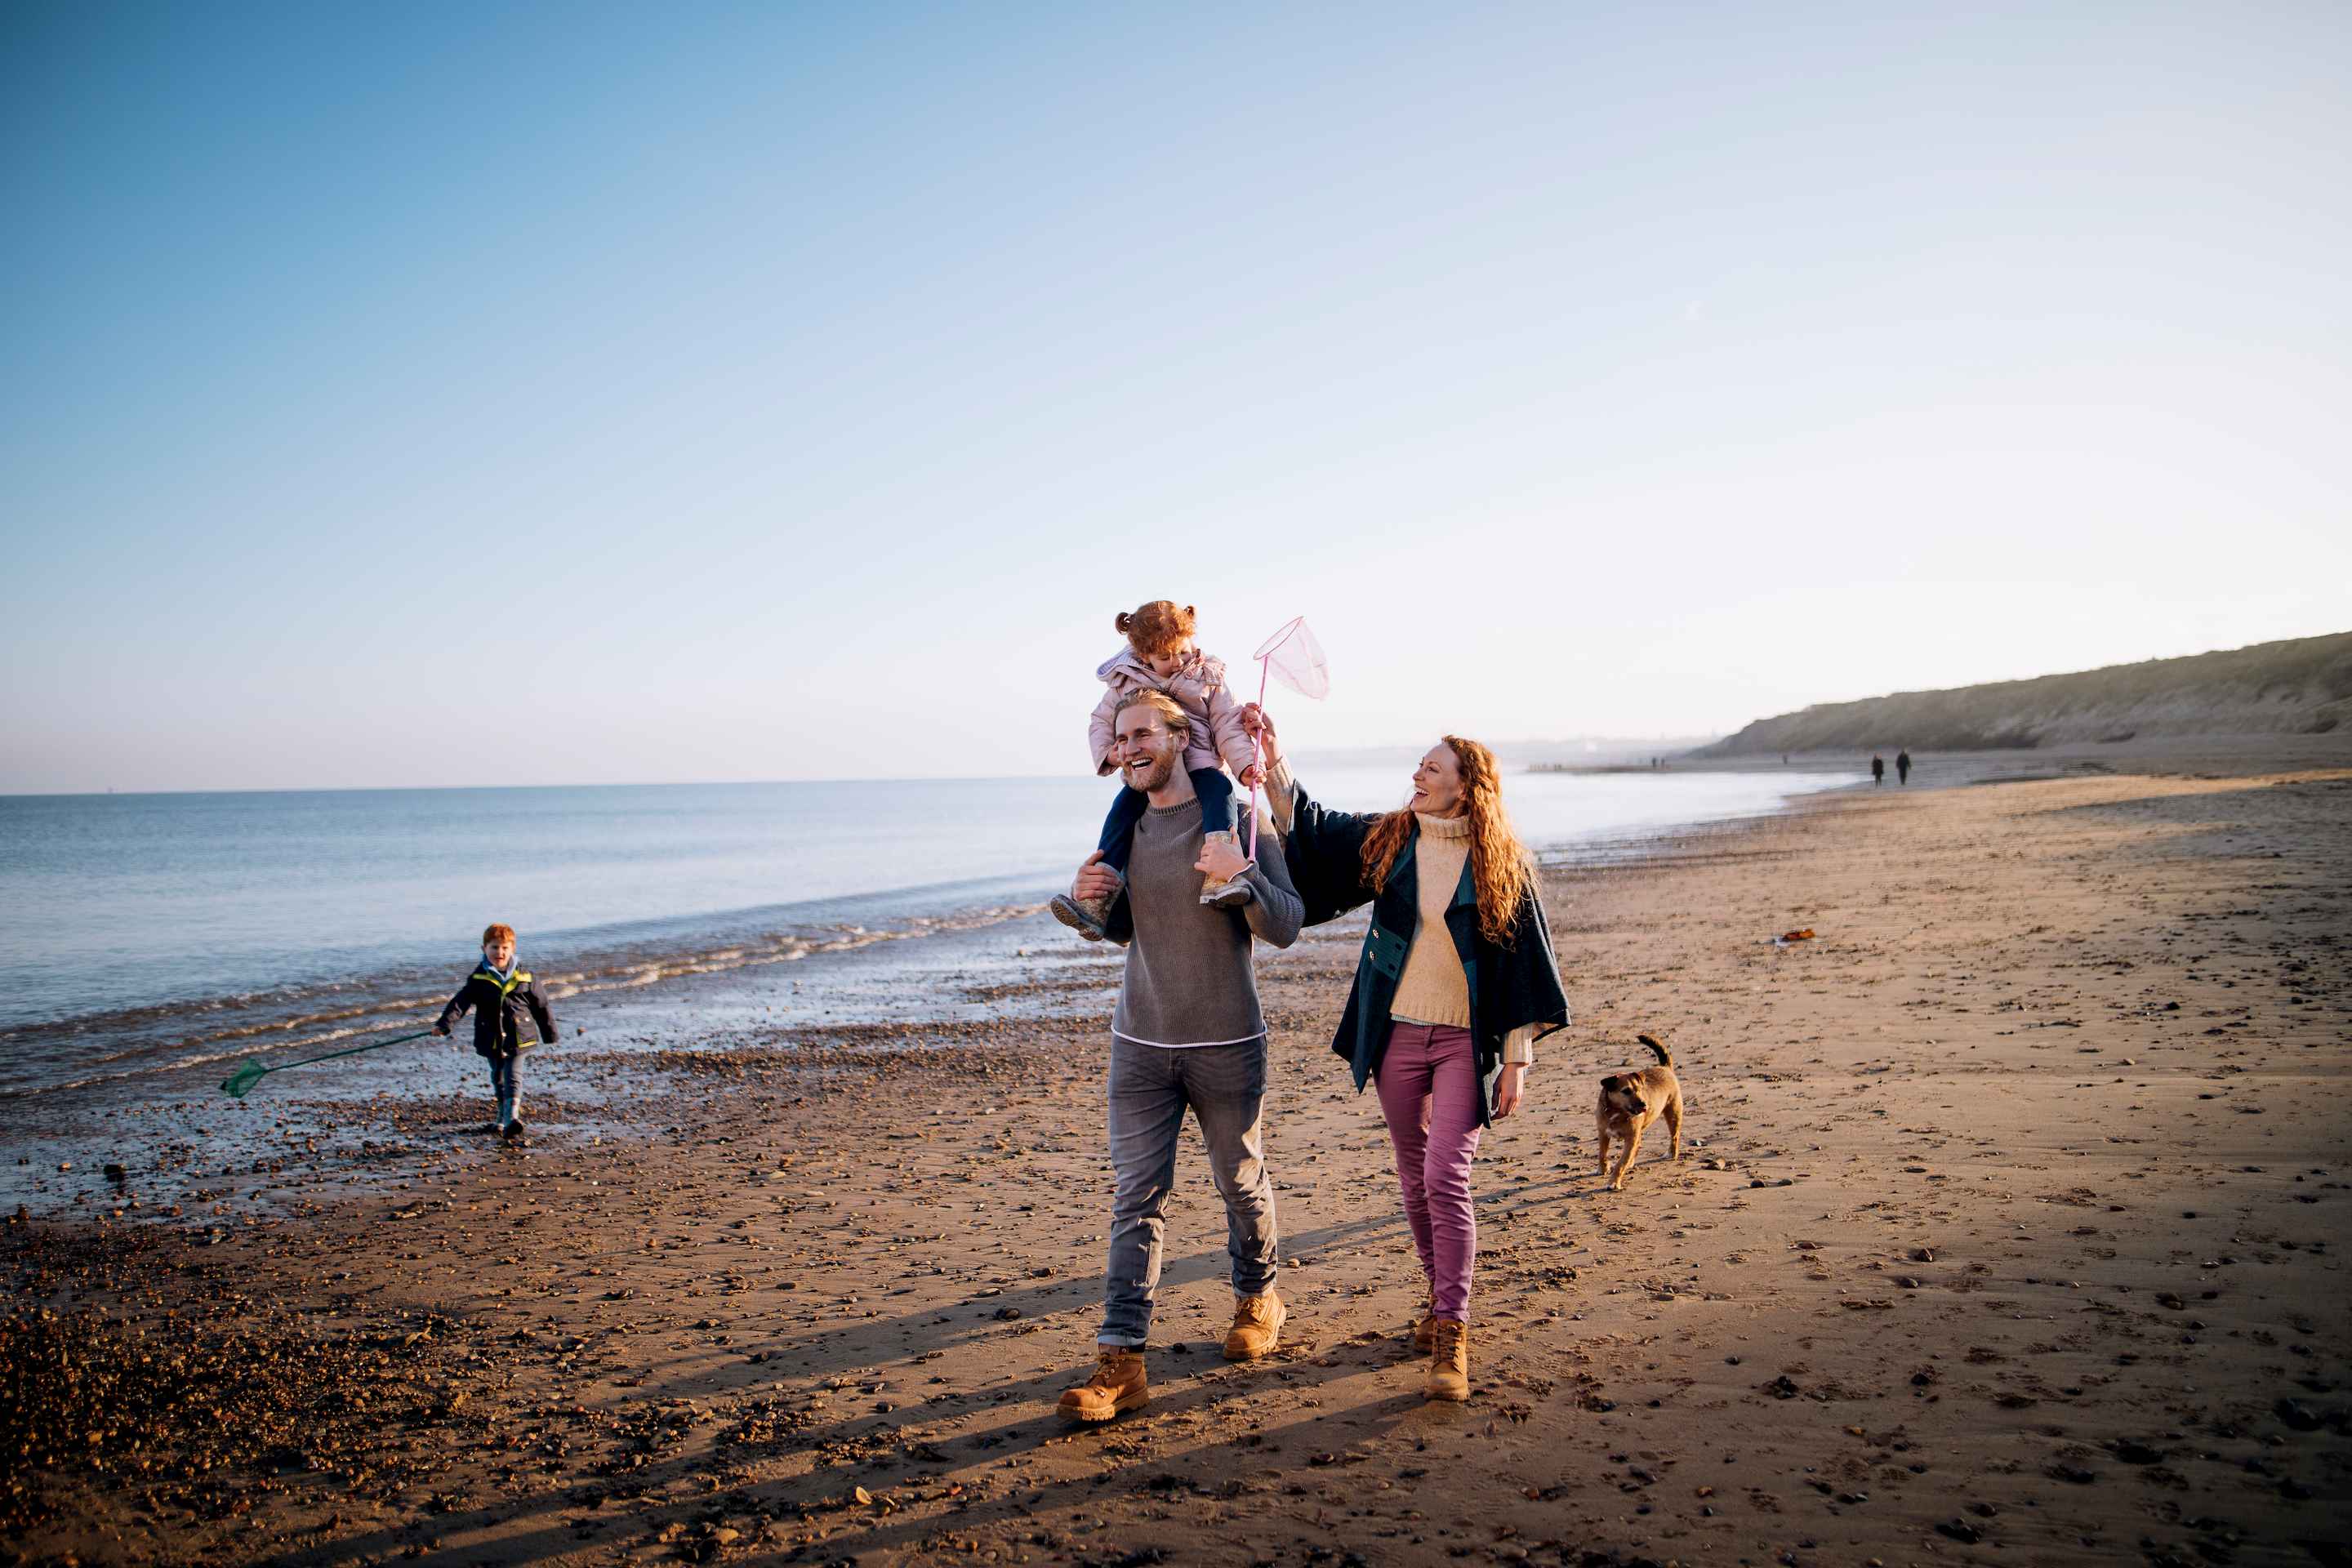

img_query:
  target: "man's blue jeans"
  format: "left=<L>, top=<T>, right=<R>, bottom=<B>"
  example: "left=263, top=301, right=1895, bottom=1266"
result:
left=1098, top=1035, right=1280, bottom=1347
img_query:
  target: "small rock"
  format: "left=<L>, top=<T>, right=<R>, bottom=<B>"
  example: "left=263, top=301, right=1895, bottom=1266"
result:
left=2274, top=1399, right=2323, bottom=1432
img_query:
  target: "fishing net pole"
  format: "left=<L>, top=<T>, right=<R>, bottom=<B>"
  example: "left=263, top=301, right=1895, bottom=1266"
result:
left=220, top=1030, right=436, bottom=1098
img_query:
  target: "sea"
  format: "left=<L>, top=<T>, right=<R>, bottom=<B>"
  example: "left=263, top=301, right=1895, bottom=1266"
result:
left=0, top=762, right=1853, bottom=1211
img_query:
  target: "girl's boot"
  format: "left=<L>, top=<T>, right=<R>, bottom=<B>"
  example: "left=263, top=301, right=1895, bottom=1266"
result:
left=1197, top=831, right=1256, bottom=908
left=1049, top=866, right=1124, bottom=942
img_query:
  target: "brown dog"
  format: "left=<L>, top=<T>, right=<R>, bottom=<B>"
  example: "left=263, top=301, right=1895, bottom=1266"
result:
left=1595, top=1035, right=1683, bottom=1191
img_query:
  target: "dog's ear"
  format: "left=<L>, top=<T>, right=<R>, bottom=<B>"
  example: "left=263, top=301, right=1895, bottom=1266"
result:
left=1601, top=1075, right=1621, bottom=1091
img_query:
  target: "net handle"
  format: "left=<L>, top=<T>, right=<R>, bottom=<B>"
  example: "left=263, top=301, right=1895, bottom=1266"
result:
left=271, top=1029, right=436, bottom=1071
left=1246, top=657, right=1269, bottom=862
left=221, top=1029, right=438, bottom=1096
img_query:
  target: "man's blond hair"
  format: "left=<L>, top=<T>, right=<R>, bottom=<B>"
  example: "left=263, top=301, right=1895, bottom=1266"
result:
left=1115, top=688, right=1192, bottom=741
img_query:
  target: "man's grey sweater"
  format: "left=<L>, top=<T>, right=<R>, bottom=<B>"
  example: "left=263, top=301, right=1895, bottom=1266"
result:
left=1111, top=800, right=1303, bottom=1047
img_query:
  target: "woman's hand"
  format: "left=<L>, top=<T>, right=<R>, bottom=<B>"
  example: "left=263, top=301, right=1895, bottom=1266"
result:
left=1494, top=1062, right=1530, bottom=1119
left=1239, top=703, right=1282, bottom=765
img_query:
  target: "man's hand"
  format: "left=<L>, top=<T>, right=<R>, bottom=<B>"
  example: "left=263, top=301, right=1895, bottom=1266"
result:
left=1071, top=850, right=1121, bottom=904
left=1195, top=833, right=1252, bottom=886
left=1494, top=1062, right=1530, bottom=1119
left=434, top=1022, right=451, bottom=1038
left=1239, top=703, right=1281, bottom=764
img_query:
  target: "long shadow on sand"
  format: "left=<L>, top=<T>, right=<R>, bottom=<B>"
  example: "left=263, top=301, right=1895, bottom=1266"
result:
left=266, top=1176, right=1592, bottom=1566
left=573, top=1173, right=1591, bottom=1402
left=269, top=1333, right=1434, bottom=1567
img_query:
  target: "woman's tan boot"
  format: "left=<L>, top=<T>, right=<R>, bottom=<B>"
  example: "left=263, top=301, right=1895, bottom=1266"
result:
left=1411, top=1290, right=1437, bottom=1352
left=1057, top=1348, right=1148, bottom=1422
left=1427, top=1318, right=1469, bottom=1402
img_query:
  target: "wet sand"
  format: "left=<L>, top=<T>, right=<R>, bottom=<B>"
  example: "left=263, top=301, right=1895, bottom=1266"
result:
left=7, top=760, right=2350, bottom=1567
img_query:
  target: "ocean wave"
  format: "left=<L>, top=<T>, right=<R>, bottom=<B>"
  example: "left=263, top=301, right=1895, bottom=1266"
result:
left=0, top=902, right=1045, bottom=1100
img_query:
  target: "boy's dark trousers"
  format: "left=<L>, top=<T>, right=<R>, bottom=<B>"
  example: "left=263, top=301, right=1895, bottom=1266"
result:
left=488, top=1053, right=521, bottom=1128
left=1095, top=768, right=1237, bottom=875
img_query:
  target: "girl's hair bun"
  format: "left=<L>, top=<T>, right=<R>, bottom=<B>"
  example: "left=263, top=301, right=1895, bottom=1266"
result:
left=1118, top=599, right=1197, bottom=657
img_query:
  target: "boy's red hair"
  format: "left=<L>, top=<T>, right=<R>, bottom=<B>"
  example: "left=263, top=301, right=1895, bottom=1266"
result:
left=481, top=923, right=517, bottom=947
left=1116, top=600, right=1196, bottom=659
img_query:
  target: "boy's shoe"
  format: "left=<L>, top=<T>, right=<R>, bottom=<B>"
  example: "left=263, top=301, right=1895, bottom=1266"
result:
left=503, top=1118, right=528, bottom=1145
left=1049, top=866, right=1124, bottom=942
left=1198, top=831, right=1256, bottom=908
left=1427, top=1319, right=1470, bottom=1402
left=1223, top=1290, right=1285, bottom=1361
left=1057, top=1348, right=1148, bottom=1422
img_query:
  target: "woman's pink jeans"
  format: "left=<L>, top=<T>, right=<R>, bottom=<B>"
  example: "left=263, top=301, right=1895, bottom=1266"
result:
left=1373, top=1020, right=1484, bottom=1323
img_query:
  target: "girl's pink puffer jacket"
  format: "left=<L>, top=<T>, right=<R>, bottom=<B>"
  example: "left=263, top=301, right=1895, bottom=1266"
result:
left=1087, top=647, right=1258, bottom=780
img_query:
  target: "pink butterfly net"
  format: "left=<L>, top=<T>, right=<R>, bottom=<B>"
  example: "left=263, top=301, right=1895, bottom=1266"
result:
left=1245, top=617, right=1328, bottom=858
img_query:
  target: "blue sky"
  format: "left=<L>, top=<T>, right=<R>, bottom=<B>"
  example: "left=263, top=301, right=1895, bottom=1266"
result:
left=4, top=2, right=2348, bottom=791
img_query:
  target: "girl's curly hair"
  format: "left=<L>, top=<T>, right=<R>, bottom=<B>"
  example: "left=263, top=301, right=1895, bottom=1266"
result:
left=1115, top=599, right=1197, bottom=659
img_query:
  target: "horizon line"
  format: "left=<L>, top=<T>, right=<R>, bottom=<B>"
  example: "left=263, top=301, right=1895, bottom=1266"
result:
left=0, top=736, right=1737, bottom=802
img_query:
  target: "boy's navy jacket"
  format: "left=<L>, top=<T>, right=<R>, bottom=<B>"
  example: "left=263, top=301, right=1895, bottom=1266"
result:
left=437, top=963, right=558, bottom=1059
left=1276, top=774, right=1569, bottom=1127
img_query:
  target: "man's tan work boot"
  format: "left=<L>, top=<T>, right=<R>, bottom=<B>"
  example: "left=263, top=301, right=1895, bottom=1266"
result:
left=1197, top=830, right=1256, bottom=908
left=1410, top=1293, right=1438, bottom=1353
left=1427, top=1318, right=1469, bottom=1402
left=1223, top=1290, right=1285, bottom=1361
left=1057, top=1348, right=1148, bottom=1422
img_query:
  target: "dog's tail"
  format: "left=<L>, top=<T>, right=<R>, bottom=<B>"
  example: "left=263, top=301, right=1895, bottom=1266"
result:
left=1637, top=1033, right=1672, bottom=1067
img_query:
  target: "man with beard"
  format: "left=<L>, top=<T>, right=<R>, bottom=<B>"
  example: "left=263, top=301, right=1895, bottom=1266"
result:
left=1056, top=688, right=1303, bottom=1421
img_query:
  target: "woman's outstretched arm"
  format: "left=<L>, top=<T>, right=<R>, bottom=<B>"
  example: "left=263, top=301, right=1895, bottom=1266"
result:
left=1245, top=703, right=1379, bottom=924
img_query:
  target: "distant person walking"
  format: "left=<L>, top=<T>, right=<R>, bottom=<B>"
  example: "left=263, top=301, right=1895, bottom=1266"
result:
left=1871, top=752, right=1885, bottom=786
left=1896, top=749, right=1912, bottom=785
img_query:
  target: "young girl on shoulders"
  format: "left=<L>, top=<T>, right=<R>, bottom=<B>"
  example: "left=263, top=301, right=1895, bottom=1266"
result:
left=1049, top=599, right=1262, bottom=939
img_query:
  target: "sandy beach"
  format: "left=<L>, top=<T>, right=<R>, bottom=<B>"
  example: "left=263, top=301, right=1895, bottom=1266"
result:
left=8, top=755, right=2350, bottom=1568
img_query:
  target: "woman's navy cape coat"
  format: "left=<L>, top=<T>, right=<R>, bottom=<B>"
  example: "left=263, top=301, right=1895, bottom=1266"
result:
left=1278, top=774, right=1570, bottom=1126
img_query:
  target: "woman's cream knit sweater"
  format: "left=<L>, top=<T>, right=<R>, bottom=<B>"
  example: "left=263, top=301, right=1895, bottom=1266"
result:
left=1264, top=761, right=1539, bottom=1067
left=1390, top=811, right=1537, bottom=1067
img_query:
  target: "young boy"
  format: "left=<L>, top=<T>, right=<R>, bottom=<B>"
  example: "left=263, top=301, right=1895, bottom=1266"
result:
left=434, top=923, right=557, bottom=1142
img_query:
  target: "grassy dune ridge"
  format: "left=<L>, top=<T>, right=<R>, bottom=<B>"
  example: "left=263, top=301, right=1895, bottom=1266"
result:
left=1699, top=630, right=2352, bottom=755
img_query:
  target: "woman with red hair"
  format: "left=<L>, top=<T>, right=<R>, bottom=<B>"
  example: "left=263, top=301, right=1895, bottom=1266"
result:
left=1245, top=706, right=1569, bottom=1402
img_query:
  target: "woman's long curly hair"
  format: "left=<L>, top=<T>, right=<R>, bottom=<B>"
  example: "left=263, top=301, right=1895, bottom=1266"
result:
left=1359, top=736, right=1534, bottom=946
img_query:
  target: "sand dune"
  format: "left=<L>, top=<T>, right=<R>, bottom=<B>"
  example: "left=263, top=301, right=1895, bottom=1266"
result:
left=1702, top=630, right=2352, bottom=754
